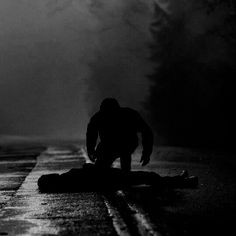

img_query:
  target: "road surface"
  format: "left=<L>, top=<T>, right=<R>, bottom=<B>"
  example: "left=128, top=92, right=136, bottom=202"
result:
left=0, top=144, right=235, bottom=235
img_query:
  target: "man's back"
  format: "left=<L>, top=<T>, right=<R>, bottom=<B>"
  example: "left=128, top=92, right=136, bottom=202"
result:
left=95, top=107, right=140, bottom=146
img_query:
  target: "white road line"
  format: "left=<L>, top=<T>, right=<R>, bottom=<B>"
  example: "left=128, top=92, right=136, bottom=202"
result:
left=81, top=148, right=131, bottom=235
left=103, top=196, right=131, bottom=236
left=0, top=146, right=85, bottom=235
left=116, top=190, right=163, bottom=236
left=71, top=148, right=162, bottom=236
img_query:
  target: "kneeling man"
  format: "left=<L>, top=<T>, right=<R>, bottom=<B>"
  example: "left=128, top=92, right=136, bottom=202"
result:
left=86, top=98, right=153, bottom=171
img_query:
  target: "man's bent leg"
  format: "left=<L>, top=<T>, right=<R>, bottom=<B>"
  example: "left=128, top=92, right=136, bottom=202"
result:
left=95, top=143, right=117, bottom=168
left=120, top=155, right=132, bottom=172
left=119, top=143, right=137, bottom=171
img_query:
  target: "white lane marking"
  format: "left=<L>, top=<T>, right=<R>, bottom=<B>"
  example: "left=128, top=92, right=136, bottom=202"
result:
left=81, top=147, right=162, bottom=236
left=81, top=148, right=132, bottom=235
left=0, top=160, right=36, bottom=164
left=103, top=196, right=131, bottom=236
left=116, top=190, right=162, bottom=236
left=0, top=146, right=86, bottom=235
left=0, top=156, right=60, bottom=235
left=52, top=147, right=162, bottom=236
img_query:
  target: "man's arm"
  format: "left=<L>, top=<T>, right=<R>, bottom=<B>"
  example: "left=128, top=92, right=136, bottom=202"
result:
left=86, top=114, right=99, bottom=162
left=137, top=113, right=154, bottom=166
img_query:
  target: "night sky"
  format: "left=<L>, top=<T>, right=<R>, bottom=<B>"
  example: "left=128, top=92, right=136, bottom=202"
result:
left=0, top=0, right=235, bottom=147
left=0, top=0, right=155, bottom=142
left=147, top=0, right=236, bottom=146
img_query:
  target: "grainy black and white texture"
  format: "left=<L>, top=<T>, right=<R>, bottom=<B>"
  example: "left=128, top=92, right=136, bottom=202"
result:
left=0, top=1, right=235, bottom=235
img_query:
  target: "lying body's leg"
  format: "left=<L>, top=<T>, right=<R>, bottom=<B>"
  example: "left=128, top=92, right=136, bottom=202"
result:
left=128, top=171, right=198, bottom=188
left=160, top=175, right=198, bottom=188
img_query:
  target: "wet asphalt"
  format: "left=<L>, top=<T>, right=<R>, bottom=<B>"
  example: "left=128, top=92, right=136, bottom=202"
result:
left=0, top=145, right=43, bottom=208
left=0, top=146, right=116, bottom=236
left=0, top=145, right=235, bottom=236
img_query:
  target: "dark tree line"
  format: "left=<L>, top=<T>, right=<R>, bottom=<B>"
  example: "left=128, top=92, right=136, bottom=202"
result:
left=146, top=1, right=236, bottom=147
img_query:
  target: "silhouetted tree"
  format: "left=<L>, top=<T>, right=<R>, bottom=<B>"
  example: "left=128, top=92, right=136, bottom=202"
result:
left=146, top=1, right=236, bottom=147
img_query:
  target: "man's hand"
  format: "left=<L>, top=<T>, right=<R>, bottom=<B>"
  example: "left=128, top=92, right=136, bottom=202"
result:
left=140, top=154, right=150, bottom=166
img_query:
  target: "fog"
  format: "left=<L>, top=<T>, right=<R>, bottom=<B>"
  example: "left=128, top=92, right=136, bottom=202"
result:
left=1, top=0, right=235, bottom=147
left=0, top=0, right=154, bottom=142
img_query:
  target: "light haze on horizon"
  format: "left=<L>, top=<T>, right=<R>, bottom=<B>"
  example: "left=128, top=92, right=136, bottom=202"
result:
left=0, top=0, right=154, bottom=141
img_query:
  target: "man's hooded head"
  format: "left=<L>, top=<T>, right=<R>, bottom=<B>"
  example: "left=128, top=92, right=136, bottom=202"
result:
left=100, top=98, right=120, bottom=115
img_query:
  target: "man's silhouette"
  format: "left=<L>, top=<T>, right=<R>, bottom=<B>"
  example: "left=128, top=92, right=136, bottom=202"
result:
left=38, top=98, right=198, bottom=192
left=86, top=98, right=153, bottom=171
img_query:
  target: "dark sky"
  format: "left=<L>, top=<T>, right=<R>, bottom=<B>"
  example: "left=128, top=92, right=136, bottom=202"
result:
left=1, top=0, right=235, bottom=146
left=0, top=0, right=154, bottom=142
left=147, top=0, right=236, bottom=146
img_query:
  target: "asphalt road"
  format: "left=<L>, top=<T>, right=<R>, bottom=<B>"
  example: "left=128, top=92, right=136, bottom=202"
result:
left=0, top=146, right=116, bottom=236
left=0, top=145, right=44, bottom=208
left=0, top=144, right=235, bottom=236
